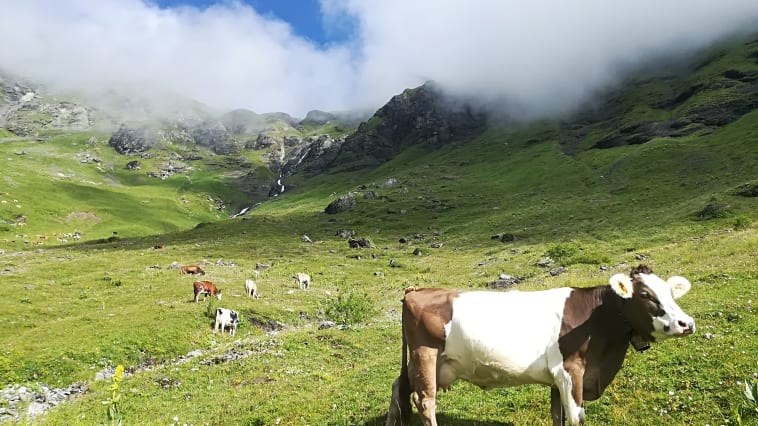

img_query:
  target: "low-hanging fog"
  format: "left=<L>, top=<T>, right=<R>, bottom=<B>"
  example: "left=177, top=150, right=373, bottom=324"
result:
left=2, top=0, right=758, bottom=119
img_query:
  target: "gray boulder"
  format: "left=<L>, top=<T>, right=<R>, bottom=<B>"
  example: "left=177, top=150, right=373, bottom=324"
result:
left=109, top=126, right=155, bottom=155
left=325, top=193, right=357, bottom=214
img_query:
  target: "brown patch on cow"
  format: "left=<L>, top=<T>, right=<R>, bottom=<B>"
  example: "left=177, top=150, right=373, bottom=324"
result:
left=395, top=288, right=460, bottom=425
left=560, top=286, right=634, bottom=402
left=402, top=288, right=459, bottom=342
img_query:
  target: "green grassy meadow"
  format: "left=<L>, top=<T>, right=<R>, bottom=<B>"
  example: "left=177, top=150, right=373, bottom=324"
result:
left=2, top=37, right=758, bottom=425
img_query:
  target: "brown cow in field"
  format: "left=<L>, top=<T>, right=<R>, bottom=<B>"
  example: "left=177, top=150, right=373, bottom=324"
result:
left=386, top=265, right=695, bottom=426
left=193, top=280, right=221, bottom=302
left=181, top=265, right=205, bottom=275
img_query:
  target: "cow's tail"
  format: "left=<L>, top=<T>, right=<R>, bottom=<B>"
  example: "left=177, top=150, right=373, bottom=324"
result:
left=386, top=296, right=412, bottom=426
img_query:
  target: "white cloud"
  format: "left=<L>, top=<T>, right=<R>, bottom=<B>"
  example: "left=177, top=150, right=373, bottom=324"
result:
left=1, top=0, right=757, bottom=118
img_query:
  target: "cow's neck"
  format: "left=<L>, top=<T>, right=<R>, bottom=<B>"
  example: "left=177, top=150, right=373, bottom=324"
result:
left=611, top=289, right=652, bottom=352
left=561, top=287, right=647, bottom=401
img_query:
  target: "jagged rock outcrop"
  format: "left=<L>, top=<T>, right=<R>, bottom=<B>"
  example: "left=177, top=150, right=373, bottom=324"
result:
left=325, top=192, right=357, bottom=214
left=275, top=134, right=345, bottom=180
left=0, top=75, right=93, bottom=136
left=245, top=133, right=277, bottom=150
left=309, top=82, right=487, bottom=172
left=125, top=160, right=141, bottom=170
left=187, top=120, right=239, bottom=155
left=109, top=126, right=155, bottom=154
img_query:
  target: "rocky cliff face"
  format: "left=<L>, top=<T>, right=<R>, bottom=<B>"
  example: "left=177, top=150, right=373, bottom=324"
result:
left=322, top=81, right=487, bottom=171
left=0, top=74, right=94, bottom=136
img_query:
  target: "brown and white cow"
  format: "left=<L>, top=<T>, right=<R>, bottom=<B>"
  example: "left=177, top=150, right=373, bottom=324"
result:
left=385, top=265, right=695, bottom=426
left=193, top=280, right=221, bottom=302
left=181, top=265, right=205, bottom=275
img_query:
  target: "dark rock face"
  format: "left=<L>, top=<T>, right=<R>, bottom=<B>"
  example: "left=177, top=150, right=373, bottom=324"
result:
left=335, top=229, right=355, bottom=238
left=325, top=193, right=357, bottom=214
left=188, top=121, right=239, bottom=155
left=328, top=82, right=487, bottom=169
left=592, top=119, right=704, bottom=149
left=246, top=134, right=277, bottom=150
left=277, top=134, right=345, bottom=179
left=734, top=182, right=758, bottom=197
left=348, top=237, right=374, bottom=248
left=125, top=160, right=141, bottom=170
left=109, top=126, right=155, bottom=154
left=488, top=275, right=521, bottom=289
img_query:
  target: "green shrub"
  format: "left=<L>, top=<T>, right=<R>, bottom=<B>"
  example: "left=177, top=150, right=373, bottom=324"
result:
left=546, top=242, right=579, bottom=264
left=733, top=214, right=752, bottom=230
left=735, top=379, right=758, bottom=425
left=696, top=203, right=732, bottom=220
left=204, top=298, right=219, bottom=319
left=570, top=251, right=611, bottom=265
left=321, top=291, right=375, bottom=327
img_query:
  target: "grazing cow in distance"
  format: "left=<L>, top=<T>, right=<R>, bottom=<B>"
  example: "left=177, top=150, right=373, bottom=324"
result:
left=386, top=265, right=696, bottom=426
left=214, top=308, right=239, bottom=336
left=193, top=280, right=221, bottom=302
left=293, top=272, right=311, bottom=289
left=181, top=265, right=205, bottom=275
left=244, top=279, right=260, bottom=299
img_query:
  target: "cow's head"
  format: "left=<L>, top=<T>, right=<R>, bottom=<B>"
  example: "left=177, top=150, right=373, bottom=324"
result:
left=609, top=265, right=695, bottom=342
left=216, top=291, right=222, bottom=301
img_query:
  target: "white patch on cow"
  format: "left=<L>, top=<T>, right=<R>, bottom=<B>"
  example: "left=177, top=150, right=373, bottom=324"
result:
left=639, top=273, right=695, bottom=340
left=244, top=279, right=259, bottom=299
left=442, top=288, right=573, bottom=389
left=552, top=367, right=585, bottom=425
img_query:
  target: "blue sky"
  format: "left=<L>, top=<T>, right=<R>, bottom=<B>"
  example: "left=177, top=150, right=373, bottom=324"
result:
left=2, top=1, right=758, bottom=117
left=154, top=0, right=352, bottom=46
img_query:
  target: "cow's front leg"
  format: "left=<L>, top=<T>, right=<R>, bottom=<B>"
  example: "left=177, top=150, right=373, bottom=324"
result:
left=550, top=386, right=565, bottom=426
left=411, top=346, right=438, bottom=426
left=552, top=363, right=585, bottom=426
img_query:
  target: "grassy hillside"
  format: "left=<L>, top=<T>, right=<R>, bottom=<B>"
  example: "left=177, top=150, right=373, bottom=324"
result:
left=0, top=132, right=247, bottom=248
left=1, top=37, right=758, bottom=425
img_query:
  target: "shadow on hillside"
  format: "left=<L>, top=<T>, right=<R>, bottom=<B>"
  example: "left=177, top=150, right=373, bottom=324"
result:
left=358, top=413, right=513, bottom=426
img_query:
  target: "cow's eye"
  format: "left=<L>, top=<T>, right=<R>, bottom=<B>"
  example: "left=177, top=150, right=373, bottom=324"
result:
left=640, top=291, right=650, bottom=299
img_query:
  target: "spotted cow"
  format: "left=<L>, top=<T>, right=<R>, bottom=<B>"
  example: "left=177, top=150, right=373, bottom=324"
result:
left=385, top=265, right=695, bottom=426
left=214, top=308, right=239, bottom=336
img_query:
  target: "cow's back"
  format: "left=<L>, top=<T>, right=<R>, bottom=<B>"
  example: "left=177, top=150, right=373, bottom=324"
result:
left=442, top=288, right=573, bottom=388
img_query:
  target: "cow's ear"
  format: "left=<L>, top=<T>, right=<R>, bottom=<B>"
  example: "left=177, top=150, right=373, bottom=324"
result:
left=667, top=276, right=691, bottom=299
left=609, top=274, right=634, bottom=299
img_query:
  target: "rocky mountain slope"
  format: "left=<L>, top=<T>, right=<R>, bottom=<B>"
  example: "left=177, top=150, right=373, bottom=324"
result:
left=1, top=32, right=757, bottom=216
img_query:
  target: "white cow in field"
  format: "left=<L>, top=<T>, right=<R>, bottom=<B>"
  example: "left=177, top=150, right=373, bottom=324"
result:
left=293, top=272, right=311, bottom=289
left=214, top=308, right=239, bottom=336
left=244, top=279, right=260, bottom=299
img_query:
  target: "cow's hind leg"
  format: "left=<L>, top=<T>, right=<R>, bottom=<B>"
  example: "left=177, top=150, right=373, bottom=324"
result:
left=386, top=373, right=412, bottom=426
left=411, top=346, right=439, bottom=426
